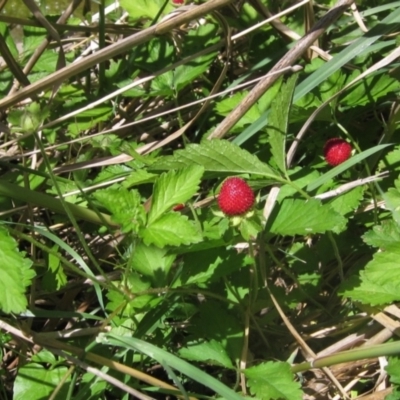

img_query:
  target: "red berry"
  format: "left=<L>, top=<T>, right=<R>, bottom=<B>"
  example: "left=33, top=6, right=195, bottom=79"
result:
left=171, top=0, right=184, bottom=4
left=217, top=177, right=255, bottom=216
left=173, top=203, right=185, bottom=212
left=323, top=138, right=352, bottom=166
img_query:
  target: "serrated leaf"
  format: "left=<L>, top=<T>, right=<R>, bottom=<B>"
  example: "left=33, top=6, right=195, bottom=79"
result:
left=363, top=220, right=400, bottom=249
left=179, top=339, right=234, bottom=369
left=178, top=247, right=244, bottom=285
left=151, top=139, right=280, bottom=178
left=173, top=52, right=216, bottom=92
left=239, top=218, right=262, bottom=241
left=328, top=186, right=363, bottom=215
left=42, top=245, right=67, bottom=291
left=0, top=227, right=34, bottom=314
left=244, top=361, right=302, bottom=400
left=141, top=213, right=202, bottom=248
left=131, top=242, right=175, bottom=286
left=268, top=199, right=346, bottom=235
left=123, top=169, right=157, bottom=188
left=148, top=165, right=204, bottom=225
left=383, top=181, right=400, bottom=226
left=341, top=244, right=400, bottom=305
left=378, top=145, right=400, bottom=174
left=94, top=187, right=146, bottom=233
left=267, top=75, right=297, bottom=173
left=341, top=71, right=400, bottom=106
left=307, top=143, right=393, bottom=192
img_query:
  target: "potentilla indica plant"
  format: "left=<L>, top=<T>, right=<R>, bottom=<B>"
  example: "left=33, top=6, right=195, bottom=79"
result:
left=2, top=1, right=400, bottom=400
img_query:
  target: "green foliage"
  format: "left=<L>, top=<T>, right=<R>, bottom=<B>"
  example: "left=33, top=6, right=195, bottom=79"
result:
left=120, top=0, right=173, bottom=21
left=3, top=1, right=400, bottom=399
left=94, top=187, right=146, bottom=233
left=147, top=165, right=204, bottom=224
left=13, top=362, right=70, bottom=400
left=178, top=339, right=234, bottom=368
left=386, top=358, right=400, bottom=399
left=245, top=362, right=302, bottom=400
left=215, top=81, right=281, bottom=132
left=151, top=139, right=280, bottom=178
left=340, top=243, right=400, bottom=305
left=268, top=198, right=346, bottom=235
left=0, top=227, right=35, bottom=314
left=267, top=75, right=297, bottom=173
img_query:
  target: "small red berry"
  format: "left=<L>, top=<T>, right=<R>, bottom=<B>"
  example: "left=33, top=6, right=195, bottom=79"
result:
left=173, top=203, right=185, bottom=212
left=171, top=0, right=184, bottom=4
left=323, top=138, right=352, bottom=166
left=217, top=177, right=255, bottom=216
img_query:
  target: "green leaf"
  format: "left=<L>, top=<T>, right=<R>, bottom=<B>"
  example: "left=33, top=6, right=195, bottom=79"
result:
left=239, top=217, right=263, bottom=241
left=131, top=242, right=175, bottom=286
left=141, top=213, right=202, bottom=248
left=341, top=243, right=400, bottom=305
left=151, top=139, right=280, bottom=178
left=94, top=187, right=146, bottom=233
left=120, top=0, right=173, bottom=21
left=215, top=92, right=264, bottom=130
left=123, top=169, right=157, bottom=188
left=178, top=339, right=234, bottom=368
left=148, top=165, right=204, bottom=225
left=151, top=71, right=175, bottom=96
left=173, top=51, right=216, bottom=92
left=0, top=227, right=34, bottom=314
left=268, top=199, right=346, bottom=236
left=177, top=247, right=245, bottom=285
left=267, top=75, right=297, bottom=173
left=13, top=363, right=69, bottom=400
left=341, top=71, right=400, bottom=107
left=363, top=220, right=400, bottom=250
left=104, top=333, right=246, bottom=400
left=328, top=186, right=364, bottom=215
left=386, top=357, right=400, bottom=385
left=187, top=301, right=243, bottom=360
left=244, top=361, right=302, bottom=400
left=42, top=245, right=67, bottom=291
left=307, top=144, right=393, bottom=192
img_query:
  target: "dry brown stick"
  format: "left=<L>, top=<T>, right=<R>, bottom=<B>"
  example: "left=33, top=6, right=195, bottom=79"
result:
left=0, top=0, right=234, bottom=111
left=208, top=0, right=355, bottom=140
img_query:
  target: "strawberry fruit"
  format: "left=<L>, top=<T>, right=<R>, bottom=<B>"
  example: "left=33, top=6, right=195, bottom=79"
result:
left=323, top=138, right=352, bottom=166
left=217, top=177, right=255, bottom=216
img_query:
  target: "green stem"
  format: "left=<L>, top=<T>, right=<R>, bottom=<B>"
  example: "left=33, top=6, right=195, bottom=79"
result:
left=292, top=341, right=400, bottom=373
left=0, top=179, right=118, bottom=228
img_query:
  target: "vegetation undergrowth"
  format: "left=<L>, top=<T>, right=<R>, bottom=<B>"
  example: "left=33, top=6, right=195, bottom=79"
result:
left=1, top=0, right=400, bottom=399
